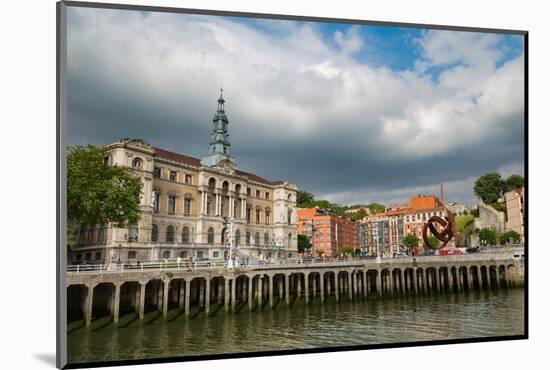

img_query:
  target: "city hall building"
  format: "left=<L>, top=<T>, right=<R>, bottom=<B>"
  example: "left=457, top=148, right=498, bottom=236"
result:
left=71, top=92, right=298, bottom=264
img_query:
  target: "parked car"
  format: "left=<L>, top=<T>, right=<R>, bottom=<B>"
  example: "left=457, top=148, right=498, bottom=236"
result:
left=440, top=249, right=464, bottom=256
left=466, top=247, right=480, bottom=253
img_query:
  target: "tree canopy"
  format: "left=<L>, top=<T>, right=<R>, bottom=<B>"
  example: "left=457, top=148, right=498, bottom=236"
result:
left=67, top=145, right=142, bottom=230
left=296, top=190, right=314, bottom=207
left=478, top=228, right=497, bottom=246
left=503, top=175, right=524, bottom=192
left=474, top=173, right=524, bottom=207
left=403, top=234, right=419, bottom=251
left=499, top=230, right=521, bottom=245
left=474, top=173, right=505, bottom=205
left=297, top=234, right=312, bottom=253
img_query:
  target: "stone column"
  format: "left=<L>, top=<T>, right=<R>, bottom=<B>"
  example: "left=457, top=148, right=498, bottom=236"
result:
left=224, top=278, right=230, bottom=312
left=231, top=278, right=237, bottom=312
left=348, top=271, right=353, bottom=301
left=425, top=270, right=430, bottom=292
left=185, top=279, right=191, bottom=317
left=334, top=272, right=340, bottom=302
left=320, top=273, right=325, bottom=303
left=139, top=282, right=146, bottom=320
left=305, top=273, right=309, bottom=304
left=248, top=276, right=253, bottom=310
left=113, top=283, right=121, bottom=324
left=285, top=274, right=290, bottom=306
left=162, top=280, right=170, bottom=318
left=269, top=275, right=274, bottom=308
left=376, top=270, right=382, bottom=296
left=205, top=278, right=210, bottom=315
left=85, top=284, right=94, bottom=327
left=242, top=199, right=247, bottom=220
left=354, top=271, right=359, bottom=297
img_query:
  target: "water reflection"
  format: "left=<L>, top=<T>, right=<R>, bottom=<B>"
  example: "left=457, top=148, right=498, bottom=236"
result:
left=68, top=289, right=524, bottom=364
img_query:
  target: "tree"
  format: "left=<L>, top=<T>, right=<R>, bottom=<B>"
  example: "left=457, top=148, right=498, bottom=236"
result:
left=67, top=145, right=142, bottom=247
left=339, top=246, right=354, bottom=256
left=504, top=175, right=524, bottom=192
left=474, top=173, right=504, bottom=205
left=478, top=228, right=497, bottom=246
left=367, top=203, right=386, bottom=214
left=499, top=230, right=521, bottom=245
left=297, top=234, right=312, bottom=253
left=296, top=190, right=314, bottom=207
left=403, top=234, right=419, bottom=251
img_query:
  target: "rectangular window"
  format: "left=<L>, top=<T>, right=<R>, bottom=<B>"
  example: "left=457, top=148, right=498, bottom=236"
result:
left=213, top=251, right=220, bottom=258
left=265, top=211, right=270, bottom=225
left=185, top=174, right=192, bottom=184
left=180, top=251, right=188, bottom=259
left=129, top=226, right=138, bottom=241
left=169, top=170, right=177, bottom=182
left=247, top=188, right=251, bottom=196
left=246, top=208, right=251, bottom=223
left=162, top=251, right=171, bottom=259
left=128, top=251, right=137, bottom=259
left=168, top=196, right=176, bottom=214
left=265, top=192, right=270, bottom=200
left=197, top=251, right=204, bottom=259
left=153, top=192, right=160, bottom=213
left=153, top=167, right=161, bottom=178
left=94, top=252, right=101, bottom=261
left=256, top=190, right=261, bottom=198
left=256, top=209, right=261, bottom=223
left=184, top=198, right=191, bottom=215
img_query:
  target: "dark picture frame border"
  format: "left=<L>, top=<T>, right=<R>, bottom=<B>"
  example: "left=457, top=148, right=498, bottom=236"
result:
left=56, top=1, right=529, bottom=369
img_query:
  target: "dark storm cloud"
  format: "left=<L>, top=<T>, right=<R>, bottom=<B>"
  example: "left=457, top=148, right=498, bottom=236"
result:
left=66, top=7, right=525, bottom=206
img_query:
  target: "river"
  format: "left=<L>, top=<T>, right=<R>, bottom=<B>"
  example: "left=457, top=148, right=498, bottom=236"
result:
left=67, top=288, right=524, bottom=364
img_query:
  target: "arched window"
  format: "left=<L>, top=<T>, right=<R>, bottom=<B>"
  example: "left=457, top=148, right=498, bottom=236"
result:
left=151, top=224, right=158, bottom=242
left=132, top=158, right=143, bottom=169
left=255, top=232, right=260, bottom=246
left=264, top=232, right=269, bottom=246
left=265, top=209, right=271, bottom=224
left=166, top=225, right=175, bottom=243
left=246, top=231, right=251, bottom=245
left=235, top=184, right=242, bottom=194
left=182, top=226, right=190, bottom=243
left=207, top=227, right=215, bottom=244
left=235, top=229, right=241, bottom=245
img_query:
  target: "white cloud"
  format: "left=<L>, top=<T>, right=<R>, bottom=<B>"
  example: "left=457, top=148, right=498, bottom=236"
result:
left=334, top=26, right=364, bottom=54
left=67, top=8, right=524, bottom=204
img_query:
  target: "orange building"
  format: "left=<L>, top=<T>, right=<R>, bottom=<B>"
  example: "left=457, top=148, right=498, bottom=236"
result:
left=361, top=194, right=452, bottom=255
left=297, top=208, right=360, bottom=257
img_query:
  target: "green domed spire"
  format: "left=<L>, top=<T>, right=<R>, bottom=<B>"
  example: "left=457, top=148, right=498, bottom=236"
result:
left=200, top=89, right=235, bottom=168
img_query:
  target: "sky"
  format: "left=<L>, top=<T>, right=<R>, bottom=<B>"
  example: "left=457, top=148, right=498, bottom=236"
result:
left=66, top=7, right=525, bottom=207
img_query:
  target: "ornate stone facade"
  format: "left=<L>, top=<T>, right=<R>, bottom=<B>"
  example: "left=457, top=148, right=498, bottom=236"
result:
left=71, top=92, right=298, bottom=264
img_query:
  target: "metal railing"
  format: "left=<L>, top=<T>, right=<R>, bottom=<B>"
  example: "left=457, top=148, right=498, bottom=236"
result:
left=66, top=247, right=523, bottom=275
